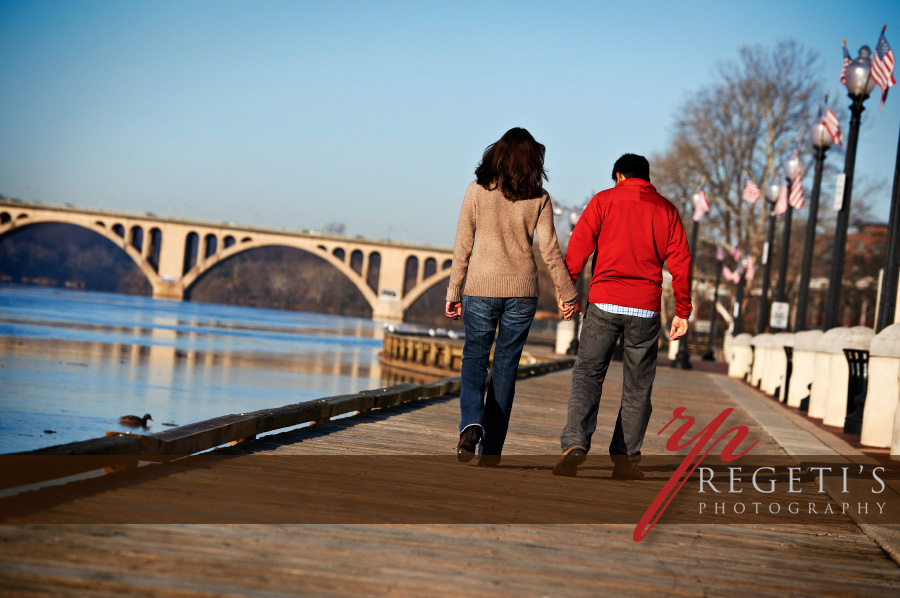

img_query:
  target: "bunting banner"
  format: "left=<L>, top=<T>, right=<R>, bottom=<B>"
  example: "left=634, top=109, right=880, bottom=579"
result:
left=788, top=170, right=805, bottom=210
left=742, top=178, right=761, bottom=204
left=774, top=181, right=789, bottom=216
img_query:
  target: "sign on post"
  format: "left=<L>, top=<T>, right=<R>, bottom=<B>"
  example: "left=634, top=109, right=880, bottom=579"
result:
left=770, top=301, right=790, bottom=329
left=833, top=173, right=846, bottom=212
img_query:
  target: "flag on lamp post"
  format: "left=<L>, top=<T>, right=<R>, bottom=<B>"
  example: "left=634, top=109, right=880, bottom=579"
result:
left=822, top=105, right=844, bottom=147
left=716, top=244, right=726, bottom=262
left=731, top=247, right=742, bottom=262
left=788, top=170, right=804, bottom=210
left=744, top=256, right=757, bottom=281
left=774, top=180, right=789, bottom=216
left=742, top=178, right=761, bottom=204
left=871, top=27, right=895, bottom=109
left=722, top=266, right=741, bottom=284
left=692, top=185, right=710, bottom=222
left=840, top=39, right=851, bottom=85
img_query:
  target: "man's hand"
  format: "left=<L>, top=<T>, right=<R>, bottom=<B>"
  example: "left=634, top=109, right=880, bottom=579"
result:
left=669, top=315, right=689, bottom=340
left=558, top=296, right=581, bottom=321
left=445, top=301, right=462, bottom=320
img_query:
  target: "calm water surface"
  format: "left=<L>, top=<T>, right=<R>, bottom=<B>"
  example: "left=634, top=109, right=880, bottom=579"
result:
left=0, top=285, right=412, bottom=453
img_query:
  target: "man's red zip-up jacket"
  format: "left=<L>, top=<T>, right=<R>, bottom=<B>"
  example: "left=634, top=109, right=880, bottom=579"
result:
left=565, top=177, right=693, bottom=319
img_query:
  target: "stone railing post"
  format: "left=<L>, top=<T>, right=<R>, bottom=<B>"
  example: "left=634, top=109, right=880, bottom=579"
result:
left=823, top=326, right=874, bottom=428
left=787, top=330, right=823, bottom=409
left=861, top=324, right=900, bottom=447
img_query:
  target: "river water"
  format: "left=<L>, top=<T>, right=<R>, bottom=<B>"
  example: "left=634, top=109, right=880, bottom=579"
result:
left=0, top=284, right=411, bottom=454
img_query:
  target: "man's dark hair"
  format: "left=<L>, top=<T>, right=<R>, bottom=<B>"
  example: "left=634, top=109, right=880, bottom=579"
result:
left=611, top=153, right=650, bottom=183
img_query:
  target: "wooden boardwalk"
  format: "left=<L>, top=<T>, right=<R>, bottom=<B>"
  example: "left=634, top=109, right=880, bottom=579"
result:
left=2, top=364, right=900, bottom=597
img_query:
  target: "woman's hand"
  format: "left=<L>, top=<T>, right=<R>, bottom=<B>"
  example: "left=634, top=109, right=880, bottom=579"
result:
left=445, top=301, right=462, bottom=320
left=558, top=296, right=580, bottom=320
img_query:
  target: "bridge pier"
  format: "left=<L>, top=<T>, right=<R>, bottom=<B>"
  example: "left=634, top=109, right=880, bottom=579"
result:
left=152, top=281, right=184, bottom=301
left=373, top=299, right=404, bottom=322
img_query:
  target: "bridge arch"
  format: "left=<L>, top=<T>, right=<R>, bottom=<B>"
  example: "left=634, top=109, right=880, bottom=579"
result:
left=180, top=240, right=378, bottom=309
left=0, top=219, right=160, bottom=291
left=401, top=268, right=453, bottom=312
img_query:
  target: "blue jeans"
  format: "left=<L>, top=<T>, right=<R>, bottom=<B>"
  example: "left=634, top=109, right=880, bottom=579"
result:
left=459, top=295, right=537, bottom=455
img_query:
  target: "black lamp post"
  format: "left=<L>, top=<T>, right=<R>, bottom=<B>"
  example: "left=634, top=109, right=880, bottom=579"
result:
left=795, top=118, right=835, bottom=331
left=556, top=206, right=585, bottom=354
left=824, top=45, right=876, bottom=330
left=875, top=126, right=900, bottom=333
left=775, top=150, right=802, bottom=310
left=733, top=270, right=747, bottom=335
left=702, top=252, right=723, bottom=360
left=672, top=193, right=700, bottom=369
left=757, top=178, right=781, bottom=334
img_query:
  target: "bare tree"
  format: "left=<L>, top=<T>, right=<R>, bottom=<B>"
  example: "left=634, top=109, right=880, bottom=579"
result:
left=653, top=40, right=823, bottom=253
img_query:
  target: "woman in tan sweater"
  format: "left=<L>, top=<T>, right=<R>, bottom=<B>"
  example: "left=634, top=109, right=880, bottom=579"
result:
left=445, top=127, right=578, bottom=464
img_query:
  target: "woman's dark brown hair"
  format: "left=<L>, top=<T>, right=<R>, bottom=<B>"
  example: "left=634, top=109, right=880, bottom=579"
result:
left=475, top=127, right=547, bottom=201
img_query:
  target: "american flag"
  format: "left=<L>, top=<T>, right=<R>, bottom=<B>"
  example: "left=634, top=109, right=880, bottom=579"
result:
left=841, top=40, right=851, bottom=85
left=788, top=170, right=804, bottom=210
left=692, top=186, right=710, bottom=222
left=872, top=28, right=895, bottom=109
left=822, top=106, right=844, bottom=147
left=722, top=266, right=741, bottom=284
left=716, top=244, right=726, bottom=262
left=774, top=180, right=789, bottom=216
left=731, top=247, right=742, bottom=262
left=745, top=256, right=756, bottom=281
left=742, top=178, right=761, bottom=204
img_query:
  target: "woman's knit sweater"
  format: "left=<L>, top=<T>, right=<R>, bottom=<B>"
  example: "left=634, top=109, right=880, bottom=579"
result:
left=446, top=181, right=578, bottom=304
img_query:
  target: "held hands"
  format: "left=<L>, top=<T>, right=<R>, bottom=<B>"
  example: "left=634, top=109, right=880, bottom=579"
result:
left=558, top=296, right=581, bottom=321
left=669, top=315, right=689, bottom=340
left=445, top=301, right=462, bottom=320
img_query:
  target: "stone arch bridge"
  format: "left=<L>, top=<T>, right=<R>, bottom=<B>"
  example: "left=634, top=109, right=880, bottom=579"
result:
left=0, top=200, right=454, bottom=321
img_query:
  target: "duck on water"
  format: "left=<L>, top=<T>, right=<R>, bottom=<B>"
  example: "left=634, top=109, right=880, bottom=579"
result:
left=119, top=413, right=152, bottom=428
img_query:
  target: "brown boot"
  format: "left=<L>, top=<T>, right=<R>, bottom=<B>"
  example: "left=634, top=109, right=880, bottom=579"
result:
left=552, top=446, right=587, bottom=477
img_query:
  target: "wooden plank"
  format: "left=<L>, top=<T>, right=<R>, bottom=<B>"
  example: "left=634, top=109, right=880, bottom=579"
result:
left=247, top=399, right=332, bottom=433
left=140, top=414, right=259, bottom=455
left=18, top=433, right=142, bottom=456
left=323, top=393, right=375, bottom=417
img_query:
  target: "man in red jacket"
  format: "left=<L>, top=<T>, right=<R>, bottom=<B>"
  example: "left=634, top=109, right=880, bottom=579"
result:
left=553, top=153, right=692, bottom=478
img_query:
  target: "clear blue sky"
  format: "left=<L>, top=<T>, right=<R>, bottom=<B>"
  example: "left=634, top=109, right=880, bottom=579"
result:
left=1, top=0, right=898, bottom=247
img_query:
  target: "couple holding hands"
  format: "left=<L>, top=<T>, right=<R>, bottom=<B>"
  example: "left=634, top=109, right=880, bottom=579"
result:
left=444, top=127, right=693, bottom=478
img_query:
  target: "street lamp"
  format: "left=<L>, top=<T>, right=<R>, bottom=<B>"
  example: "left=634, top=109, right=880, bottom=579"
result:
left=795, top=115, right=836, bottom=331
left=555, top=205, right=586, bottom=354
left=775, top=150, right=802, bottom=309
left=672, top=191, right=701, bottom=369
left=824, top=45, right=877, bottom=330
left=733, top=266, right=747, bottom=335
left=702, top=249, right=724, bottom=361
left=757, top=177, right=781, bottom=334
left=875, top=127, right=900, bottom=333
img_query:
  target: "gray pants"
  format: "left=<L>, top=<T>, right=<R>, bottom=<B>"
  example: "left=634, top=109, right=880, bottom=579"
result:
left=560, top=304, right=661, bottom=462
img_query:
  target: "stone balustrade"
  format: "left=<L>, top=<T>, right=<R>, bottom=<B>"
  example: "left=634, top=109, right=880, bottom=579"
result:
left=808, top=328, right=852, bottom=420
left=822, top=327, right=874, bottom=428
left=749, top=333, right=773, bottom=388
left=727, top=333, right=754, bottom=379
left=860, top=324, right=900, bottom=449
left=787, top=330, right=823, bottom=409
